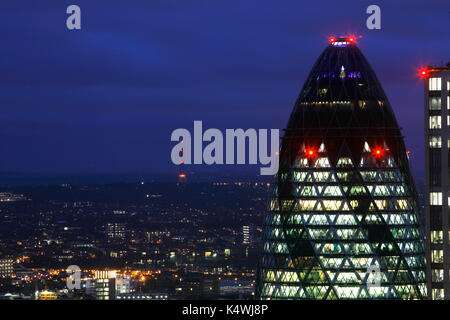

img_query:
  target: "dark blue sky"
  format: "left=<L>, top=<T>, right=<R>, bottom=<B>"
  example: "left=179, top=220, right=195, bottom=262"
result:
left=0, top=0, right=448, bottom=180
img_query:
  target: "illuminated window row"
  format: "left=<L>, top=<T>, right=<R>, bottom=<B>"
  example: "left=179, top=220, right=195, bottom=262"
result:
left=293, top=171, right=402, bottom=184
left=267, top=213, right=419, bottom=228
left=431, top=250, right=444, bottom=263
left=261, top=283, right=423, bottom=299
left=432, top=288, right=444, bottom=300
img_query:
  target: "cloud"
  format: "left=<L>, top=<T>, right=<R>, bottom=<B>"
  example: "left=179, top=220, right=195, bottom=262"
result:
left=0, top=0, right=448, bottom=175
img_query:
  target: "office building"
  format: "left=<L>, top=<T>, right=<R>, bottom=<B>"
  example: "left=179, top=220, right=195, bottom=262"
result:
left=424, top=63, right=450, bottom=300
left=94, top=270, right=117, bottom=300
left=257, top=37, right=427, bottom=299
left=0, top=258, right=13, bottom=278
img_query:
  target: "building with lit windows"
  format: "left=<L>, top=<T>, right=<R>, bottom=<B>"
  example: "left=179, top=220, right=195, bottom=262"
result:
left=115, top=275, right=131, bottom=295
left=257, top=37, right=427, bottom=299
left=424, top=63, right=450, bottom=300
left=38, top=290, right=58, bottom=300
left=242, top=225, right=256, bottom=246
left=0, top=258, right=13, bottom=278
left=106, top=222, right=126, bottom=240
left=94, top=270, right=117, bottom=300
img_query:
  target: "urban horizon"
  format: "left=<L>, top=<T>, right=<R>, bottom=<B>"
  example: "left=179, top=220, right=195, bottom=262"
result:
left=0, top=1, right=449, bottom=316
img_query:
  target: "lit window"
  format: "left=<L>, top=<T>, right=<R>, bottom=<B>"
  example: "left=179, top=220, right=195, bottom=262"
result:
left=429, top=135, right=441, bottom=148
left=336, top=157, right=353, bottom=167
left=294, top=158, right=308, bottom=168
left=429, top=77, right=441, bottom=91
left=299, top=186, right=317, bottom=196
left=298, top=200, right=316, bottom=211
left=431, top=250, right=443, bottom=263
left=397, top=199, right=409, bottom=210
left=429, top=116, right=441, bottom=129
left=430, top=192, right=442, bottom=205
left=322, top=200, right=342, bottom=211
left=431, top=269, right=444, bottom=282
left=293, top=171, right=307, bottom=182
left=429, top=97, right=441, bottom=110
left=313, top=171, right=330, bottom=182
left=323, top=186, right=343, bottom=196
left=358, top=100, right=367, bottom=108
left=431, top=230, right=443, bottom=244
left=374, top=185, right=390, bottom=196
left=432, top=288, right=444, bottom=300
left=314, top=157, right=330, bottom=168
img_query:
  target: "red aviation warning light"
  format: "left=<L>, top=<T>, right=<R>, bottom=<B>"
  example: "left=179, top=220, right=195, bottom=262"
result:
left=372, top=147, right=385, bottom=159
left=305, top=148, right=317, bottom=159
left=418, top=67, right=429, bottom=79
left=346, top=35, right=361, bottom=44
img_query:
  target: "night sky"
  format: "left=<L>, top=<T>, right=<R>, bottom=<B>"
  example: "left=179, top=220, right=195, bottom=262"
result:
left=0, top=0, right=448, bottom=181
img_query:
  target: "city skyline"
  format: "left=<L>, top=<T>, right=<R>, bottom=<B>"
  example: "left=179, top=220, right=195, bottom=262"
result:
left=0, top=181, right=265, bottom=300
left=0, top=0, right=449, bottom=306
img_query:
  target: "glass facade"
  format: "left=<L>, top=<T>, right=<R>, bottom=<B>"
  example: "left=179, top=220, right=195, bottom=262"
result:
left=256, top=39, right=427, bottom=299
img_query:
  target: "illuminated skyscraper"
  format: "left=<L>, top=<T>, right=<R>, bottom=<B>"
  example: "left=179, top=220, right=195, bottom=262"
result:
left=0, top=258, right=13, bottom=278
left=423, top=63, right=450, bottom=300
left=257, top=37, right=427, bottom=299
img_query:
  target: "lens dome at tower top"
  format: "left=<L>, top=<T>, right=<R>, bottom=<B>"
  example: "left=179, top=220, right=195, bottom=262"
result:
left=329, top=36, right=356, bottom=47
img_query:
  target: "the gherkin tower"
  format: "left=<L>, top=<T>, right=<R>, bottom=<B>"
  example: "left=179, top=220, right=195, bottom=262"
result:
left=256, top=37, right=427, bottom=299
